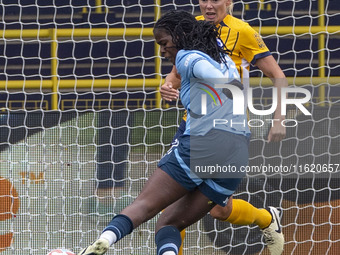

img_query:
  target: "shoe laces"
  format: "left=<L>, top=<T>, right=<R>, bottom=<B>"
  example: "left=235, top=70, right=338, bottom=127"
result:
left=263, top=229, right=275, bottom=245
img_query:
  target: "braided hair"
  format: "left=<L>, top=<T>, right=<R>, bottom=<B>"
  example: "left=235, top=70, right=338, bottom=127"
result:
left=154, top=10, right=230, bottom=64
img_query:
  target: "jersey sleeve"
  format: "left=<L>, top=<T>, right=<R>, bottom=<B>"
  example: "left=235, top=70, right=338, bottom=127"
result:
left=239, top=23, right=271, bottom=65
left=176, top=51, right=225, bottom=81
left=192, top=60, right=226, bottom=80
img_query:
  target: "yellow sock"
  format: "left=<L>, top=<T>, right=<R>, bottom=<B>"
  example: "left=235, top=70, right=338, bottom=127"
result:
left=225, top=199, right=272, bottom=229
left=178, top=229, right=185, bottom=255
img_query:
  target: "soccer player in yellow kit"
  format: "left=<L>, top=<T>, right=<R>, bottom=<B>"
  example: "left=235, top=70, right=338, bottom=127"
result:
left=160, top=1, right=287, bottom=254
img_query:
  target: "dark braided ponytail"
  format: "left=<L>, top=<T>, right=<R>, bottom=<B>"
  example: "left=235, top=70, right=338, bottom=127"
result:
left=154, top=10, right=229, bottom=64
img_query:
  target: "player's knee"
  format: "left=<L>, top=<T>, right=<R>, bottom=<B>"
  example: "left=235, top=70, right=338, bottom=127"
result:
left=210, top=206, right=230, bottom=220
left=210, top=199, right=233, bottom=221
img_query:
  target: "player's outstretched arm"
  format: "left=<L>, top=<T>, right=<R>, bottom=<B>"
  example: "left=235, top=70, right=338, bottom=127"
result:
left=256, top=55, right=288, bottom=143
left=160, top=65, right=181, bottom=101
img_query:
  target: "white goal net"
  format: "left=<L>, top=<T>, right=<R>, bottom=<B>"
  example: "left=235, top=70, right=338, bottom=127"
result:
left=0, top=1, right=339, bottom=255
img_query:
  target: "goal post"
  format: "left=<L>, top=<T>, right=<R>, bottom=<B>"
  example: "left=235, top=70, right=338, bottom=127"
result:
left=0, top=1, right=340, bottom=255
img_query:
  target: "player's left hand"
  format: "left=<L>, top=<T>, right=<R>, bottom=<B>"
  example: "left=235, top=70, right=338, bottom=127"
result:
left=267, top=122, right=286, bottom=142
left=160, top=82, right=179, bottom=101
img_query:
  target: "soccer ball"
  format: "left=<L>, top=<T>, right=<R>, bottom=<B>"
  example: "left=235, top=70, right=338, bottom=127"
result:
left=47, top=249, right=75, bottom=255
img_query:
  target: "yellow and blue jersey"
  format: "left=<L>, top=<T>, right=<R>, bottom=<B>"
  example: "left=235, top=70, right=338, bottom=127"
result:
left=196, top=14, right=271, bottom=80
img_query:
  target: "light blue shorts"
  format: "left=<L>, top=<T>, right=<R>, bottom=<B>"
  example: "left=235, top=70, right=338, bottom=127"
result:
left=158, top=129, right=249, bottom=206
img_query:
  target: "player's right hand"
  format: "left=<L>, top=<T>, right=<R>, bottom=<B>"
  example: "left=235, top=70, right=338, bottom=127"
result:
left=160, top=82, right=179, bottom=101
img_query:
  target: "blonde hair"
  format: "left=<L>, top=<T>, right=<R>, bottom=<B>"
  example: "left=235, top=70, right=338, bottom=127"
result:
left=226, top=0, right=234, bottom=15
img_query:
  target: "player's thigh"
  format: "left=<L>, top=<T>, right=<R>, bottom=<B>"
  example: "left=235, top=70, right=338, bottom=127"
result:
left=121, top=168, right=188, bottom=225
left=156, top=188, right=216, bottom=232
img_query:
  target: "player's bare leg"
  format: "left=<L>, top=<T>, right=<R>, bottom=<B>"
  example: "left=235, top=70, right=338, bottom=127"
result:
left=155, top=188, right=216, bottom=255
left=78, top=168, right=189, bottom=255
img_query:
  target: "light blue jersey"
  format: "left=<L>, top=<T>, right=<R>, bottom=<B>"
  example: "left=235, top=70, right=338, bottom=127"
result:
left=175, top=49, right=251, bottom=137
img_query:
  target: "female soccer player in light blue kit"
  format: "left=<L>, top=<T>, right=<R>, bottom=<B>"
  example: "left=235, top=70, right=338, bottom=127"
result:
left=78, top=10, right=250, bottom=255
